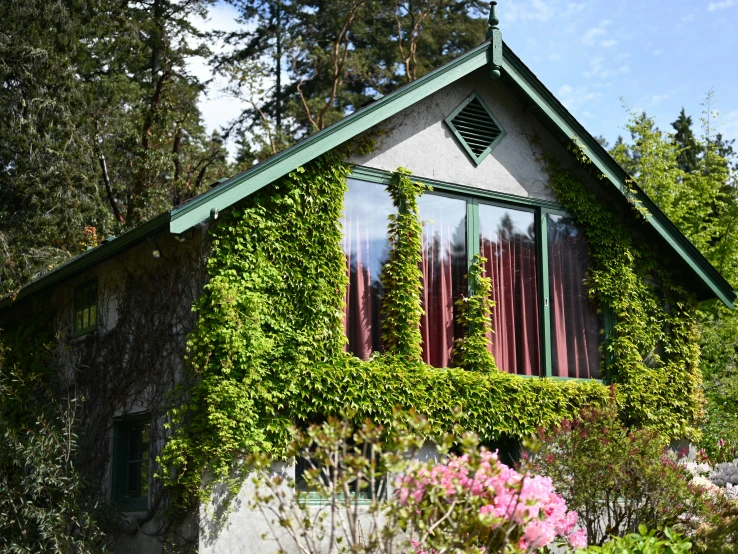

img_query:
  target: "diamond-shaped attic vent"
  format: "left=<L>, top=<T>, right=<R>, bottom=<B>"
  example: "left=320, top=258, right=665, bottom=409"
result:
left=444, top=92, right=505, bottom=166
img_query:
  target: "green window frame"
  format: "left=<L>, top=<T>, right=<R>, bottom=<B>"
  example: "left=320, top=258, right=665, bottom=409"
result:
left=111, top=415, right=151, bottom=511
left=73, top=279, right=98, bottom=336
left=350, top=166, right=616, bottom=381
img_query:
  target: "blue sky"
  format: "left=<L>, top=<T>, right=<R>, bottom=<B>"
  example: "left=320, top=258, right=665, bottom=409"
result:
left=194, top=0, right=738, bottom=154
left=501, top=0, right=738, bottom=149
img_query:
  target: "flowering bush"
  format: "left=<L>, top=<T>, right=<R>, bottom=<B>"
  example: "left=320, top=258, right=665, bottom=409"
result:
left=396, top=448, right=587, bottom=553
left=530, top=400, right=715, bottom=546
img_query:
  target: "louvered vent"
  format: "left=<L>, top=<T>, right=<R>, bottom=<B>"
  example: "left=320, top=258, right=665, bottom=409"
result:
left=444, top=92, right=505, bottom=166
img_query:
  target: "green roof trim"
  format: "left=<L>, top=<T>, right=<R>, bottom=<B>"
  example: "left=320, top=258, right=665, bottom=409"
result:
left=3, top=39, right=734, bottom=310
left=168, top=42, right=490, bottom=235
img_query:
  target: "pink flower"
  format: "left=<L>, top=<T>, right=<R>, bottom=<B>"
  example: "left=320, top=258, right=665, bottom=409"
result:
left=568, top=528, right=588, bottom=549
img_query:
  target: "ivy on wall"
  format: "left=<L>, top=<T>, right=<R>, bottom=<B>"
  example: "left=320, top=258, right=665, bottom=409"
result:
left=160, top=147, right=703, bottom=505
left=451, top=254, right=497, bottom=372
left=545, top=156, right=703, bottom=440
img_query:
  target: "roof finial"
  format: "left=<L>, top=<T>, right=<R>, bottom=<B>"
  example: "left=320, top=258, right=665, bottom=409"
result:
left=486, top=1, right=502, bottom=79
left=486, top=1, right=499, bottom=40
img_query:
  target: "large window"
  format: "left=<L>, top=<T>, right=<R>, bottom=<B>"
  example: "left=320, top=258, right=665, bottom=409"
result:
left=546, top=214, right=601, bottom=379
left=342, top=179, right=394, bottom=359
left=341, top=176, right=603, bottom=379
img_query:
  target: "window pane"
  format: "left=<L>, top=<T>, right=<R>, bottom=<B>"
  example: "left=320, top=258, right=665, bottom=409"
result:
left=479, top=204, right=540, bottom=376
left=547, top=214, right=601, bottom=379
left=418, top=194, right=467, bottom=368
left=341, top=179, right=394, bottom=359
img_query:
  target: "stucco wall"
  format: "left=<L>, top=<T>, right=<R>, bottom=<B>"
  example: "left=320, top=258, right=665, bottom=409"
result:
left=200, top=444, right=440, bottom=553
left=351, top=67, right=573, bottom=202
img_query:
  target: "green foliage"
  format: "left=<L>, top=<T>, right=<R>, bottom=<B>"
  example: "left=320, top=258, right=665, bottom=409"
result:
left=164, top=152, right=703, bottom=514
left=584, top=526, right=692, bottom=554
left=531, top=401, right=712, bottom=546
left=546, top=159, right=703, bottom=440
left=0, top=0, right=228, bottom=294
left=381, top=168, right=426, bottom=362
left=159, top=151, right=352, bottom=501
left=451, top=254, right=497, bottom=372
left=607, top=100, right=738, bottom=456
left=0, top=318, right=106, bottom=553
left=692, top=501, right=738, bottom=554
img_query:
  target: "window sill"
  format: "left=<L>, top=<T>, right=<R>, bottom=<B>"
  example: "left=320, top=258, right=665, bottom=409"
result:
left=297, top=491, right=374, bottom=506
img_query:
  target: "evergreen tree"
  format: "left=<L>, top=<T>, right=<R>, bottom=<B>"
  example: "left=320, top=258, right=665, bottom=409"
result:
left=671, top=108, right=701, bottom=173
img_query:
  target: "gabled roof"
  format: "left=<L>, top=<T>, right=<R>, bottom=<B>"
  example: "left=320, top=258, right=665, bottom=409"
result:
left=3, top=39, right=735, bottom=309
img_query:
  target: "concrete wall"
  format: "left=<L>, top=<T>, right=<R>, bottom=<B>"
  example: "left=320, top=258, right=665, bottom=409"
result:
left=351, top=67, right=572, bottom=202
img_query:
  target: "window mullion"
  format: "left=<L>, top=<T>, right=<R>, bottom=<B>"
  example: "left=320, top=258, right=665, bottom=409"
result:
left=466, top=199, right=480, bottom=296
left=539, top=210, right=552, bottom=378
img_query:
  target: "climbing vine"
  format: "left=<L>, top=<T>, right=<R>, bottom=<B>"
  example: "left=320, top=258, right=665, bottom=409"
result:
left=451, top=254, right=497, bottom=372
left=543, top=152, right=703, bottom=440
left=381, top=168, right=425, bottom=362
left=161, top=146, right=703, bottom=508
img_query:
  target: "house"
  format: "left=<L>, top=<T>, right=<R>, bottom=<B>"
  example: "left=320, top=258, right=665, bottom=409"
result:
left=1, top=4, right=734, bottom=553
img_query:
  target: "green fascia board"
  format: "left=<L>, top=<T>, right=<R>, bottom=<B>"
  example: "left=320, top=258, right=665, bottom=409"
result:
left=443, top=91, right=506, bottom=166
left=0, top=212, right=170, bottom=310
left=500, top=49, right=736, bottom=309
left=168, top=43, right=490, bottom=235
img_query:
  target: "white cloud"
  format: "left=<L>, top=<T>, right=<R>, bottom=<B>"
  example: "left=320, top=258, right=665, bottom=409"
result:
left=506, top=0, right=555, bottom=22
left=556, top=84, right=602, bottom=114
left=584, top=55, right=630, bottom=80
left=649, top=94, right=670, bottom=106
left=653, top=49, right=662, bottom=56
left=708, top=0, right=736, bottom=11
left=581, top=27, right=606, bottom=45
left=581, top=19, right=614, bottom=46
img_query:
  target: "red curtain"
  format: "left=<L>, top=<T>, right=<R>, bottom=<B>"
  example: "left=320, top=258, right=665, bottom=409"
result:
left=481, top=229, right=540, bottom=376
left=547, top=215, right=601, bottom=379
left=419, top=195, right=467, bottom=368
left=342, top=180, right=392, bottom=360
left=420, top=225, right=455, bottom=367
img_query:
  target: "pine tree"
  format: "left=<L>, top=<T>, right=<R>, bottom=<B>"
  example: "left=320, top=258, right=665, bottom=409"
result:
left=671, top=108, right=701, bottom=173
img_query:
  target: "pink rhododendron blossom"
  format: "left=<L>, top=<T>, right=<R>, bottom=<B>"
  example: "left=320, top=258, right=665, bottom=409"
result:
left=398, top=450, right=586, bottom=552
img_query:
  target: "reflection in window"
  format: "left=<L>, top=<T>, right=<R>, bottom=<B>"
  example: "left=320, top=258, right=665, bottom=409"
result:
left=418, top=194, right=467, bottom=368
left=547, top=215, right=601, bottom=379
left=480, top=204, right=540, bottom=376
left=342, top=179, right=393, bottom=359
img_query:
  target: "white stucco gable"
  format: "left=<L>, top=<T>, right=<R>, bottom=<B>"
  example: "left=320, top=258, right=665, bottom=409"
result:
left=351, top=67, right=564, bottom=203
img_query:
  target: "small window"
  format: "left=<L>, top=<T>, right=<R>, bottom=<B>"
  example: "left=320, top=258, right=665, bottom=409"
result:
left=112, top=416, right=151, bottom=511
left=73, top=280, right=98, bottom=336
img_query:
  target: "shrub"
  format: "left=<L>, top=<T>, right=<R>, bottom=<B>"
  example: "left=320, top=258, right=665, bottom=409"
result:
left=396, top=446, right=586, bottom=553
left=530, top=400, right=713, bottom=546
left=583, top=526, right=692, bottom=554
